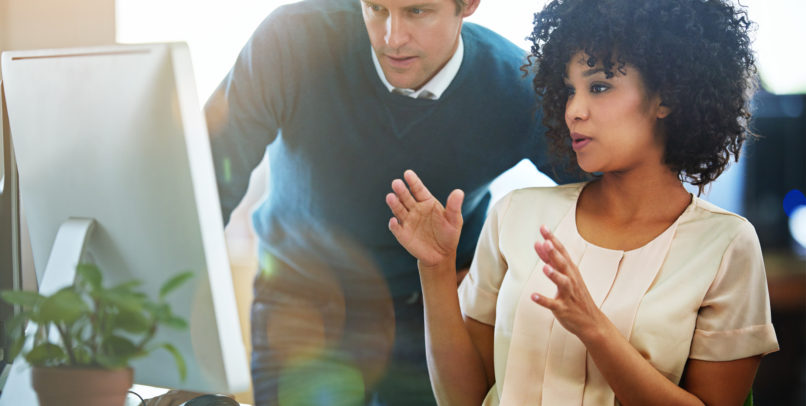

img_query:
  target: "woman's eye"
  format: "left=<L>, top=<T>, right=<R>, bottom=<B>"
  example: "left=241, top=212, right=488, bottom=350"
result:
left=590, top=84, right=609, bottom=94
left=565, top=87, right=576, bottom=97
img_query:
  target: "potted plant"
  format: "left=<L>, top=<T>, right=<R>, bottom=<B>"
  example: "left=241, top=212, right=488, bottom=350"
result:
left=1, top=264, right=193, bottom=406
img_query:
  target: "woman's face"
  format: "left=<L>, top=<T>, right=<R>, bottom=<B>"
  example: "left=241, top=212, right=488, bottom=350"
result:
left=563, top=52, right=670, bottom=175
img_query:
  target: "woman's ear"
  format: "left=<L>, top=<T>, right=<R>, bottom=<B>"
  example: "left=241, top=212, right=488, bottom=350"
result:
left=657, top=101, right=671, bottom=119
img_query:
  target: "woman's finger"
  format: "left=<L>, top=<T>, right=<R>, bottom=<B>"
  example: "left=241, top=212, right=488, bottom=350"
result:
left=385, top=192, right=408, bottom=223
left=540, top=225, right=572, bottom=260
left=543, top=265, right=571, bottom=290
left=546, top=240, right=572, bottom=273
left=534, top=240, right=569, bottom=273
left=388, top=217, right=405, bottom=240
left=444, top=189, right=465, bottom=227
left=392, top=178, right=417, bottom=209
left=531, top=292, right=559, bottom=311
left=534, top=240, right=551, bottom=263
left=404, top=170, right=434, bottom=202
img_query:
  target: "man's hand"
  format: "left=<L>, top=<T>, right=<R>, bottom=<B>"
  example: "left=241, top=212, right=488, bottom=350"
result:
left=386, top=170, right=464, bottom=269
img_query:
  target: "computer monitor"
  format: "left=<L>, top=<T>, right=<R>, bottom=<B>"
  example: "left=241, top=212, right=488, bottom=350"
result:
left=0, top=43, right=250, bottom=403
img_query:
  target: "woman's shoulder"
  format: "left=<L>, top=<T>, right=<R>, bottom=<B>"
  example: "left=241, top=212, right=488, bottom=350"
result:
left=507, top=182, right=586, bottom=204
left=689, top=196, right=757, bottom=235
left=681, top=196, right=761, bottom=254
left=490, top=182, right=586, bottom=225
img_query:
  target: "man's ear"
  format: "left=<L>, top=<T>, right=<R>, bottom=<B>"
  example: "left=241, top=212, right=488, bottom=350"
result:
left=461, top=0, right=481, bottom=18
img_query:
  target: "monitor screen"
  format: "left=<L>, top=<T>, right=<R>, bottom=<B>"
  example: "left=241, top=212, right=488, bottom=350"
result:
left=0, top=43, right=250, bottom=402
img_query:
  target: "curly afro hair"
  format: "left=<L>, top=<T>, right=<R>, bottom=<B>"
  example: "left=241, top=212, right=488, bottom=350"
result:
left=527, top=0, right=757, bottom=193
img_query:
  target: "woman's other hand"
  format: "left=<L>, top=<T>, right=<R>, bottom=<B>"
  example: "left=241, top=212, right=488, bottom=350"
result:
left=531, top=225, right=607, bottom=341
left=386, top=170, right=464, bottom=269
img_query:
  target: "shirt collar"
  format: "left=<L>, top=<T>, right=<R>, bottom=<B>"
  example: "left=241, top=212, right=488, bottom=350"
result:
left=371, top=35, right=464, bottom=100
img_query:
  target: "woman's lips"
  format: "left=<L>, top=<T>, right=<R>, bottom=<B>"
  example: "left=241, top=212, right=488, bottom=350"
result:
left=571, top=133, right=592, bottom=151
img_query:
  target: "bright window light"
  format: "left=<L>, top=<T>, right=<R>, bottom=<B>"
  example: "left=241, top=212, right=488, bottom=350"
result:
left=744, top=0, right=806, bottom=94
left=116, top=0, right=298, bottom=102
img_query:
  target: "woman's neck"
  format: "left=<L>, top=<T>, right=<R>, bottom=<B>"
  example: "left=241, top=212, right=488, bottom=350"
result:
left=574, top=165, right=691, bottom=251
left=583, top=165, right=690, bottom=224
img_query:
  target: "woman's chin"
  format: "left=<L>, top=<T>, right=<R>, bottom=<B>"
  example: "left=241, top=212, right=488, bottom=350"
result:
left=576, top=161, right=600, bottom=174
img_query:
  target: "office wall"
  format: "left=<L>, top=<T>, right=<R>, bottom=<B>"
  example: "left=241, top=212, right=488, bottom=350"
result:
left=0, top=0, right=7, bottom=54
left=0, top=0, right=115, bottom=80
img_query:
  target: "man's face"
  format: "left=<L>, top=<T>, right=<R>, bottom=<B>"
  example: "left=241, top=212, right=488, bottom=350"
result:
left=361, top=0, right=476, bottom=90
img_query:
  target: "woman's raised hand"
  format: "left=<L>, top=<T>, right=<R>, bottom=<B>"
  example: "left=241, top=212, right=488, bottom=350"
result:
left=386, top=170, right=464, bottom=269
left=532, top=225, right=607, bottom=341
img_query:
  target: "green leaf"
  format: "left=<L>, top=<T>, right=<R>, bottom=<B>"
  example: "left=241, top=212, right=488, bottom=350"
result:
left=76, top=263, right=102, bottom=291
left=39, top=289, right=88, bottom=325
left=157, top=342, right=186, bottom=381
left=98, top=335, right=145, bottom=368
left=6, top=311, right=30, bottom=337
left=0, top=290, right=46, bottom=308
left=111, top=308, right=151, bottom=334
left=102, top=335, right=138, bottom=358
left=159, top=271, right=194, bottom=300
left=161, top=314, right=188, bottom=330
left=75, top=348, right=91, bottom=365
left=96, top=290, right=143, bottom=313
left=7, top=334, right=26, bottom=362
left=25, top=343, right=66, bottom=366
left=744, top=390, right=753, bottom=406
left=109, top=280, right=143, bottom=294
left=4, top=312, right=30, bottom=362
left=145, top=302, right=171, bottom=321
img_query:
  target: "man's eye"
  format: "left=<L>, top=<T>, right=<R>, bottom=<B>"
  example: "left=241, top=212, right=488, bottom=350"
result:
left=410, top=8, right=423, bottom=15
left=365, top=3, right=383, bottom=12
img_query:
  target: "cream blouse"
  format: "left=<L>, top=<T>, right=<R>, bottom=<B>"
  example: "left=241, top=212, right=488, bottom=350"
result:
left=458, top=183, right=779, bottom=406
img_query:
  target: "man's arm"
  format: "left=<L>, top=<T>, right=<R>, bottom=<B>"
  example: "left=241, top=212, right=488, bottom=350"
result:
left=205, top=10, right=291, bottom=223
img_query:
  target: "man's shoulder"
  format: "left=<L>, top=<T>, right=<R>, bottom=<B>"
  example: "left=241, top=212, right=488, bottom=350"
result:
left=261, top=0, right=361, bottom=32
left=462, top=22, right=527, bottom=63
left=458, top=23, right=531, bottom=93
left=247, top=0, right=365, bottom=57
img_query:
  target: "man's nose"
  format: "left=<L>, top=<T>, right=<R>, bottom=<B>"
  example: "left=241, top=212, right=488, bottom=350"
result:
left=384, top=13, right=410, bottom=50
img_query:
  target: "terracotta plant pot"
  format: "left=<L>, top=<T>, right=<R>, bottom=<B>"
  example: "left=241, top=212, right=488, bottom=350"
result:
left=31, top=366, right=133, bottom=406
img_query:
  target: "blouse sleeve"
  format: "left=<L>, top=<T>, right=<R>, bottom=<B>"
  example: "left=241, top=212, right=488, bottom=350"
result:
left=458, top=192, right=514, bottom=326
left=690, top=221, right=780, bottom=361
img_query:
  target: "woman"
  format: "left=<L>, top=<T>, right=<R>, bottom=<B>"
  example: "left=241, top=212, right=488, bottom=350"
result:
left=384, top=0, right=779, bottom=405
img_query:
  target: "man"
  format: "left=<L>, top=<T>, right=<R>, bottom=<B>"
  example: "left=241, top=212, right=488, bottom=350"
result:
left=204, top=0, right=564, bottom=404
